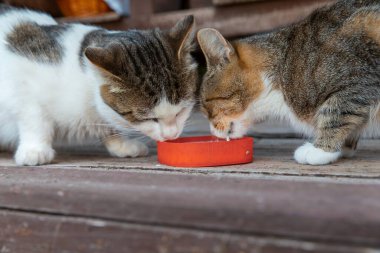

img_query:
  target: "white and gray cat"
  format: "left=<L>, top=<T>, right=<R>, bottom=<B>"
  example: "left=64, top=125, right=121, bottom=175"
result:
left=0, top=5, right=198, bottom=165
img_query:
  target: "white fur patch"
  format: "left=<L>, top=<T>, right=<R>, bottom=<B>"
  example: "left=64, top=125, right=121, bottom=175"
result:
left=294, top=142, right=341, bottom=165
left=247, top=74, right=315, bottom=137
left=0, top=11, right=111, bottom=157
left=362, top=103, right=380, bottom=138
left=15, top=143, right=55, bottom=166
left=210, top=124, right=227, bottom=139
left=211, top=74, right=316, bottom=141
left=97, top=96, right=195, bottom=142
left=104, top=137, right=149, bottom=158
left=109, top=86, right=126, bottom=93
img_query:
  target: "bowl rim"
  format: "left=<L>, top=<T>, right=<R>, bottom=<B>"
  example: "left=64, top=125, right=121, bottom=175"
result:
left=157, top=135, right=252, bottom=145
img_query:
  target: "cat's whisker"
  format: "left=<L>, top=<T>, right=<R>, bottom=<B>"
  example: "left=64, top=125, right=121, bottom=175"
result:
left=86, top=123, right=114, bottom=127
left=91, top=138, right=107, bottom=146
left=184, top=119, right=204, bottom=127
left=133, top=135, right=150, bottom=142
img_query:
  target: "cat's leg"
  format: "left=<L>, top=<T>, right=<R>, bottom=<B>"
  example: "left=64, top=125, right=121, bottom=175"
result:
left=342, top=134, right=360, bottom=158
left=15, top=108, right=55, bottom=166
left=104, top=135, right=149, bottom=158
left=294, top=96, right=369, bottom=165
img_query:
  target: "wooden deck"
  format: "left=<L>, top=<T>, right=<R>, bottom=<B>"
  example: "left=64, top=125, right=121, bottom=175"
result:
left=0, top=114, right=379, bottom=253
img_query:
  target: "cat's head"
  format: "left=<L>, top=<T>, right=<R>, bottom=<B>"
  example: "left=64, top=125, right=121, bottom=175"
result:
left=85, top=16, right=198, bottom=141
left=197, top=28, right=267, bottom=139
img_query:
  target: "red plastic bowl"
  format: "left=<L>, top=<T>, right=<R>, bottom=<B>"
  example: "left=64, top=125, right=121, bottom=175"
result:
left=157, top=136, right=254, bottom=167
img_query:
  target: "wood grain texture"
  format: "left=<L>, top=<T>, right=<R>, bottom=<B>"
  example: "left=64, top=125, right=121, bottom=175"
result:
left=1, top=137, right=379, bottom=178
left=1, top=163, right=380, bottom=247
left=1, top=210, right=375, bottom=253
left=213, top=0, right=262, bottom=5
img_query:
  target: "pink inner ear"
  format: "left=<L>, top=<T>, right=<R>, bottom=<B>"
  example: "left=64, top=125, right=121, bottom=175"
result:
left=198, top=28, right=234, bottom=65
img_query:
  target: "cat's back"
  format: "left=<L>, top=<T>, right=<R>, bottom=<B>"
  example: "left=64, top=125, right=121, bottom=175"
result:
left=343, top=4, right=380, bottom=46
left=293, top=0, right=380, bottom=66
left=289, top=0, right=379, bottom=42
left=291, top=0, right=380, bottom=76
left=266, top=0, right=380, bottom=120
left=0, top=5, right=65, bottom=61
left=0, top=5, right=97, bottom=85
left=0, top=6, right=102, bottom=136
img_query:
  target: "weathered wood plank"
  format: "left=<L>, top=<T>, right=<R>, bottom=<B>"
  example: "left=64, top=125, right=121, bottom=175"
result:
left=1, top=210, right=374, bottom=253
left=1, top=167, right=380, bottom=247
left=213, top=0, right=261, bottom=5
left=189, top=0, right=213, bottom=9
left=1, top=137, right=379, bottom=179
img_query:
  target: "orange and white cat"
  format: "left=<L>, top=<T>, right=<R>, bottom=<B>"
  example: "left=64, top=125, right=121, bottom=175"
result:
left=197, top=0, right=380, bottom=165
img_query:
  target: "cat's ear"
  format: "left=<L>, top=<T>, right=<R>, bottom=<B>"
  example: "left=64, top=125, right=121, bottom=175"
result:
left=169, top=15, right=195, bottom=59
left=85, top=44, right=121, bottom=77
left=197, top=28, right=235, bottom=67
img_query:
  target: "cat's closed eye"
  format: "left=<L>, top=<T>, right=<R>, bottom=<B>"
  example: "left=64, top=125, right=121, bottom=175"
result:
left=146, top=118, right=159, bottom=122
left=205, top=97, right=229, bottom=102
left=133, top=117, right=159, bottom=123
left=119, top=111, right=132, bottom=116
left=142, top=108, right=187, bottom=122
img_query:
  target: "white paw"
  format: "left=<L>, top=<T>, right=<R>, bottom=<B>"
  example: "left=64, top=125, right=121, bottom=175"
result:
left=15, top=145, right=55, bottom=166
left=294, top=142, right=341, bottom=165
left=106, top=139, right=149, bottom=158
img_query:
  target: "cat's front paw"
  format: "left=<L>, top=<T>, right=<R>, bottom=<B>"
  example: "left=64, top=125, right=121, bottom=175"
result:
left=15, top=145, right=55, bottom=166
left=106, top=138, right=149, bottom=158
left=294, top=142, right=340, bottom=165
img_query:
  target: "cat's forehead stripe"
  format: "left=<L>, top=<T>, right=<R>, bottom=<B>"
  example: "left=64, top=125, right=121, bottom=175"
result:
left=119, top=31, right=184, bottom=104
left=120, top=40, right=143, bottom=76
left=152, top=30, right=171, bottom=65
left=125, top=31, right=174, bottom=74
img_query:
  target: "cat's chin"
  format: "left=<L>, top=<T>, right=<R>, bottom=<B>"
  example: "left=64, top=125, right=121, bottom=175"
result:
left=132, top=121, right=185, bottom=142
left=131, top=128, right=168, bottom=142
left=148, top=135, right=166, bottom=142
left=210, top=125, right=246, bottom=140
left=209, top=119, right=249, bottom=139
left=210, top=126, right=227, bottom=139
left=143, top=132, right=181, bottom=142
